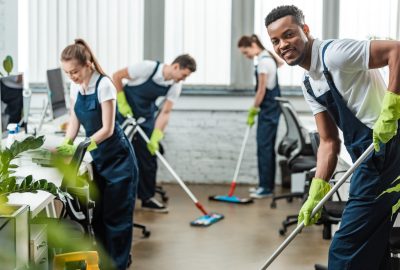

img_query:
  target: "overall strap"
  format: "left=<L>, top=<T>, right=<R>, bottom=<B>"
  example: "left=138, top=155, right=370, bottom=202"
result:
left=150, top=61, right=160, bottom=79
left=321, top=40, right=344, bottom=100
left=94, top=74, right=105, bottom=94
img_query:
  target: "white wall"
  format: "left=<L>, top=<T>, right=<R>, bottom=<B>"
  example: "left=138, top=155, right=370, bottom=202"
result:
left=156, top=95, right=312, bottom=184
left=0, top=0, right=18, bottom=73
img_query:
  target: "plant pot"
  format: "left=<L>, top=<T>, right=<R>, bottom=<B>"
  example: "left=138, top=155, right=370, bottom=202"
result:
left=0, top=204, right=29, bottom=270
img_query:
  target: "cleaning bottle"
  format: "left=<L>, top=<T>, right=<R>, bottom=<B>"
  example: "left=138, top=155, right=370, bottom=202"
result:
left=6, top=123, right=19, bottom=148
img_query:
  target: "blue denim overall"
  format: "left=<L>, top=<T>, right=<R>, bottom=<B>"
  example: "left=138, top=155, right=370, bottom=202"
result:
left=119, top=62, right=170, bottom=201
left=303, top=40, right=400, bottom=269
left=75, top=75, right=138, bottom=270
left=255, top=56, right=281, bottom=192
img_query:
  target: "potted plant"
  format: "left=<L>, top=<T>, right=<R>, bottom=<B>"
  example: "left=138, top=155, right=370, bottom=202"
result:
left=0, top=135, right=68, bottom=270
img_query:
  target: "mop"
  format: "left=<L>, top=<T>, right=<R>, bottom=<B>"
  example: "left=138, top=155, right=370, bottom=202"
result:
left=132, top=120, right=224, bottom=227
left=209, top=126, right=253, bottom=204
left=258, top=144, right=374, bottom=269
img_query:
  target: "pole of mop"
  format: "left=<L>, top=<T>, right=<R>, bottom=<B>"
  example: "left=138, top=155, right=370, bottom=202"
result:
left=259, top=143, right=374, bottom=270
left=228, top=126, right=251, bottom=196
left=135, top=124, right=209, bottom=216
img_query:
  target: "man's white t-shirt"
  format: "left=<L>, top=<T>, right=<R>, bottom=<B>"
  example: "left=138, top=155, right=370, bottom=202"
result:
left=70, top=71, right=116, bottom=103
left=126, top=60, right=182, bottom=103
left=301, top=39, right=387, bottom=128
left=255, top=50, right=278, bottom=90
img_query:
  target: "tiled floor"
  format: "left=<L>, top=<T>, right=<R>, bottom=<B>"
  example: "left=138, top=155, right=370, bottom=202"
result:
left=131, top=184, right=330, bottom=270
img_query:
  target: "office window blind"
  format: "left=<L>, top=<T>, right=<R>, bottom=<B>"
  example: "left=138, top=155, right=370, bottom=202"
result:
left=24, top=0, right=144, bottom=83
left=339, top=0, right=399, bottom=40
left=164, top=0, right=232, bottom=85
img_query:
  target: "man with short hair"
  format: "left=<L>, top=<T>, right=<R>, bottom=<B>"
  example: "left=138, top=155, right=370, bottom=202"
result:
left=266, top=5, right=400, bottom=269
left=113, top=54, right=196, bottom=213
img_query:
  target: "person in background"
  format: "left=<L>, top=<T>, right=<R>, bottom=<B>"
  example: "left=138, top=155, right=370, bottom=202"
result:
left=238, top=34, right=283, bottom=198
left=266, top=5, right=400, bottom=269
left=113, top=54, right=196, bottom=212
left=57, top=39, right=138, bottom=270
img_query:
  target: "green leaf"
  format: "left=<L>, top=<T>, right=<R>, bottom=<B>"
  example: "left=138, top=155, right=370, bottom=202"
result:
left=3, top=55, right=13, bottom=75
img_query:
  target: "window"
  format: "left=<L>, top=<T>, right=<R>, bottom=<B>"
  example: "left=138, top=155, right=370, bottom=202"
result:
left=339, top=0, right=399, bottom=40
left=254, top=0, right=323, bottom=87
left=22, top=0, right=144, bottom=83
left=165, top=0, right=231, bottom=85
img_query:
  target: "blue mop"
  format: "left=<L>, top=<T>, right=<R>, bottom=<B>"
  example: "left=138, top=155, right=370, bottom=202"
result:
left=209, top=126, right=253, bottom=204
left=135, top=123, right=224, bottom=227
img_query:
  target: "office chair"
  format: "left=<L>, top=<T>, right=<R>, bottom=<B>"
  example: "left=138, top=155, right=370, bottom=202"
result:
left=278, top=130, right=347, bottom=237
left=271, top=98, right=316, bottom=209
left=121, top=118, right=151, bottom=238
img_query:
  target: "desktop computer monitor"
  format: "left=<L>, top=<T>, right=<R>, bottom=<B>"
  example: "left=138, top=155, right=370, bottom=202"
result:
left=46, top=68, right=67, bottom=119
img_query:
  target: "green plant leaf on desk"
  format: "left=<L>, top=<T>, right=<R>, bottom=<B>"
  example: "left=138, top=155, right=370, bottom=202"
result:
left=0, top=136, right=70, bottom=214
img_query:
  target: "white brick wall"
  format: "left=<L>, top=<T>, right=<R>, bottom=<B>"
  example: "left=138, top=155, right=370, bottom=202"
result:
left=156, top=95, right=312, bottom=184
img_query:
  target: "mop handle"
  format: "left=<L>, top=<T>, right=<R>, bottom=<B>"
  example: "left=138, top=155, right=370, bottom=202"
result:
left=228, top=126, right=251, bottom=196
left=259, top=143, right=374, bottom=270
left=135, top=125, right=207, bottom=213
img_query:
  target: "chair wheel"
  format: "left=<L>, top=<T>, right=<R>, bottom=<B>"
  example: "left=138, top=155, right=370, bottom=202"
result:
left=143, top=230, right=151, bottom=238
left=270, top=201, right=277, bottom=208
left=127, top=253, right=132, bottom=268
left=279, top=228, right=286, bottom=236
left=286, top=197, right=293, bottom=203
left=322, top=225, right=331, bottom=240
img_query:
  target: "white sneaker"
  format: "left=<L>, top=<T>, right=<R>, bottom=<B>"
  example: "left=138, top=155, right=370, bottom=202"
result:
left=248, top=186, right=258, bottom=193
left=141, top=197, right=169, bottom=213
left=249, top=187, right=273, bottom=199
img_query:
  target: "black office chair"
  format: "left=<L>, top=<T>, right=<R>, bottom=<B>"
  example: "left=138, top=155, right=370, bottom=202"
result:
left=121, top=118, right=151, bottom=238
left=271, top=98, right=316, bottom=209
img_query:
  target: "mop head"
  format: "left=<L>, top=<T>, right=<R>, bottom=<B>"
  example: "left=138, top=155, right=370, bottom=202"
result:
left=190, top=213, right=224, bottom=227
left=209, top=195, right=253, bottom=204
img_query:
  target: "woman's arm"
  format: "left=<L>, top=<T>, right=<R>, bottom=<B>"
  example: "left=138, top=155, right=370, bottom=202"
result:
left=253, top=73, right=268, bottom=107
left=90, top=99, right=116, bottom=143
left=65, top=98, right=81, bottom=141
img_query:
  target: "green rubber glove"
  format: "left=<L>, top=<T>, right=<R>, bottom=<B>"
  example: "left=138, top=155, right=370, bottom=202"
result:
left=56, top=138, right=77, bottom=156
left=117, top=91, right=133, bottom=117
left=147, top=128, right=164, bottom=155
left=373, top=91, right=400, bottom=152
left=247, top=106, right=260, bottom=127
left=87, top=137, right=98, bottom=152
left=298, top=178, right=331, bottom=226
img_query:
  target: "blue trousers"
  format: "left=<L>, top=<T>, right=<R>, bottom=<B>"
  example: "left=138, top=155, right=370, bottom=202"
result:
left=256, top=104, right=279, bottom=191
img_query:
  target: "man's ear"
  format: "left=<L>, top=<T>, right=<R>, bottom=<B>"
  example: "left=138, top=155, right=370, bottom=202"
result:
left=303, top=24, right=310, bottom=35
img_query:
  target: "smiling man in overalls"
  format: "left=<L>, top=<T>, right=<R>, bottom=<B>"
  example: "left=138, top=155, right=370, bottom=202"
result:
left=266, top=5, right=400, bottom=269
left=113, top=54, right=196, bottom=213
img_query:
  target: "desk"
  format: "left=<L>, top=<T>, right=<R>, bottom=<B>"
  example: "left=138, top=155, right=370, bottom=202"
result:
left=6, top=115, right=89, bottom=218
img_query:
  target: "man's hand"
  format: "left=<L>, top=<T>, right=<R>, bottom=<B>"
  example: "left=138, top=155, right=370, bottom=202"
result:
left=298, top=178, right=331, bottom=226
left=147, top=128, right=164, bottom=155
left=117, top=91, right=133, bottom=117
left=373, top=91, right=400, bottom=151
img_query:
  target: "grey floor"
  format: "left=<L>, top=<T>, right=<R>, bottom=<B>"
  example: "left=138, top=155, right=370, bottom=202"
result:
left=130, top=184, right=330, bottom=270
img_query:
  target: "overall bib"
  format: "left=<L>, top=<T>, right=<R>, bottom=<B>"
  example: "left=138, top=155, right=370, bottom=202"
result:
left=255, top=56, right=281, bottom=191
left=303, top=40, right=400, bottom=270
left=120, top=62, right=170, bottom=201
left=75, top=75, right=138, bottom=270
